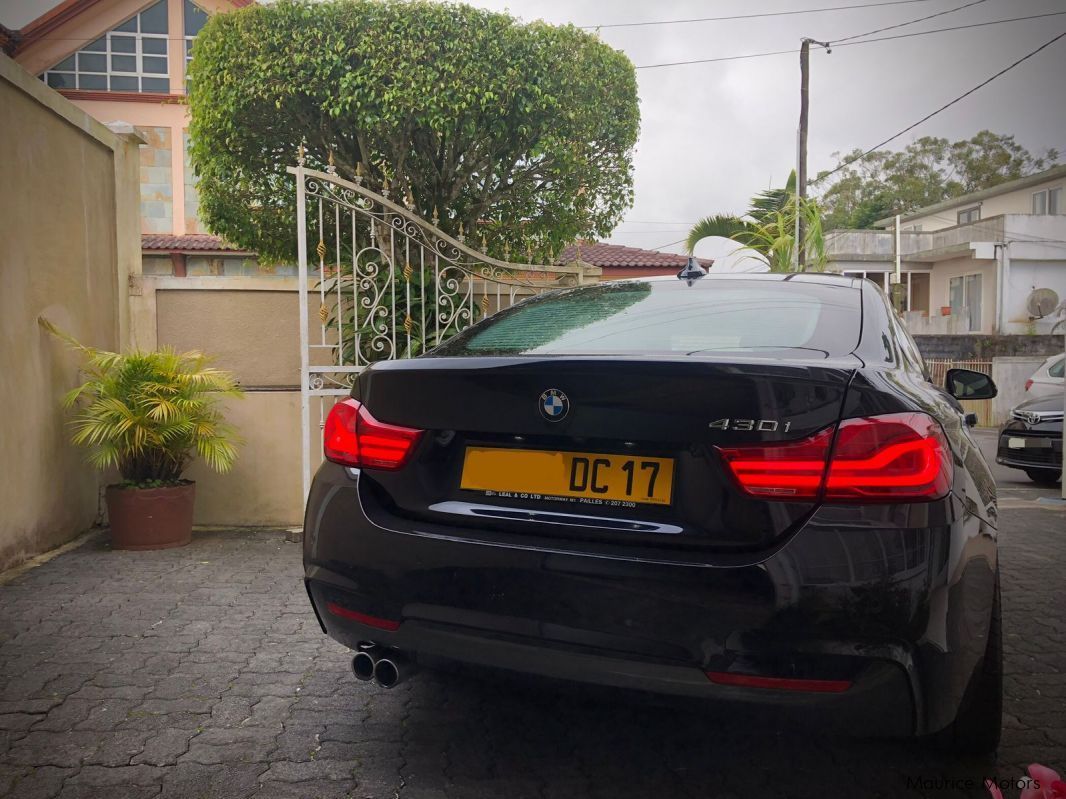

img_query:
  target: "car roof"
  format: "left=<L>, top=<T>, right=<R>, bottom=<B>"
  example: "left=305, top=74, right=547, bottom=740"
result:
left=616, top=272, right=865, bottom=288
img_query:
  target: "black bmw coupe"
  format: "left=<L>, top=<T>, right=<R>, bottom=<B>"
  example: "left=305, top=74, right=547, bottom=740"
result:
left=303, top=271, right=1002, bottom=754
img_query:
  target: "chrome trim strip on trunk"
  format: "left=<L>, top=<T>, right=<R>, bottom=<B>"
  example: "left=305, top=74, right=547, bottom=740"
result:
left=427, top=501, right=684, bottom=535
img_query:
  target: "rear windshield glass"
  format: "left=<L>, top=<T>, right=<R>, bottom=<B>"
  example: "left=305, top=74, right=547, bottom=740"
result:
left=431, top=279, right=861, bottom=358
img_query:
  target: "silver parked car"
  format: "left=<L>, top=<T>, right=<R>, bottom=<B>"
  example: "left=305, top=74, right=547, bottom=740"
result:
left=1024, top=353, right=1064, bottom=398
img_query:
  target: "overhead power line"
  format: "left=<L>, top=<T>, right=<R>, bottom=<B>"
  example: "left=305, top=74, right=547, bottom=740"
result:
left=635, top=11, right=1066, bottom=69
left=579, top=0, right=935, bottom=30
left=647, top=236, right=690, bottom=250
left=812, top=30, right=1066, bottom=185
left=833, top=0, right=986, bottom=43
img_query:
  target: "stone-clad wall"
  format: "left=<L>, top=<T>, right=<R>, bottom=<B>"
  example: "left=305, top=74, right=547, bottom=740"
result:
left=137, top=125, right=172, bottom=234
left=914, top=335, right=1063, bottom=361
left=183, top=130, right=200, bottom=234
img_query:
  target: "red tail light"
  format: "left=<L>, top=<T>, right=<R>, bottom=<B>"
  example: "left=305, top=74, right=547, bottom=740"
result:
left=323, top=398, right=423, bottom=470
left=1025, top=379, right=1033, bottom=392
left=825, top=412, right=952, bottom=501
left=716, top=427, right=833, bottom=500
left=717, top=412, right=952, bottom=503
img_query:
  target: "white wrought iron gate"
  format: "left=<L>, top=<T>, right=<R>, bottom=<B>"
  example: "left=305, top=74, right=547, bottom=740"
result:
left=289, top=159, right=595, bottom=501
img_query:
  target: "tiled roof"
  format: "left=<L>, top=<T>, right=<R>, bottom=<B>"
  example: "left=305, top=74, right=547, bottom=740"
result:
left=141, top=234, right=251, bottom=253
left=557, top=241, right=712, bottom=269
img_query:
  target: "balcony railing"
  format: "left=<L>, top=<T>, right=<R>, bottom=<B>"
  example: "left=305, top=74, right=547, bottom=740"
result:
left=826, top=215, right=1010, bottom=261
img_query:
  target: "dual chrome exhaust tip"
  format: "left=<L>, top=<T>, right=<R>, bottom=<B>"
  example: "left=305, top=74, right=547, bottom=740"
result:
left=351, top=644, right=415, bottom=689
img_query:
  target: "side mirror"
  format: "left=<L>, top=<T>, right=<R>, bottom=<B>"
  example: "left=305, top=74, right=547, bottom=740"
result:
left=946, top=368, right=997, bottom=400
left=964, top=412, right=979, bottom=428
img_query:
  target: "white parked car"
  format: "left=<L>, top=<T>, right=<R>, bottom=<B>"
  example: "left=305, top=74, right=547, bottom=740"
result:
left=1025, top=354, right=1064, bottom=398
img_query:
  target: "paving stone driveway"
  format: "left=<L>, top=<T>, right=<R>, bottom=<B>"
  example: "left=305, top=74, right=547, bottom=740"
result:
left=1, top=501, right=1064, bottom=798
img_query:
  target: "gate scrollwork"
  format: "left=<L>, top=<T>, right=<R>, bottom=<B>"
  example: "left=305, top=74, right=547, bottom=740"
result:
left=289, top=164, right=598, bottom=499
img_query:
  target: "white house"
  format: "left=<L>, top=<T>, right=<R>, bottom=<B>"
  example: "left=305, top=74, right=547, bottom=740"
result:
left=826, top=164, right=1066, bottom=334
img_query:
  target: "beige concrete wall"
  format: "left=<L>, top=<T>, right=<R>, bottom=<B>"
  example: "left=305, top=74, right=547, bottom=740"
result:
left=156, top=286, right=301, bottom=388
left=0, top=54, right=141, bottom=572
left=992, top=357, right=1049, bottom=426
left=143, top=277, right=306, bottom=525
left=183, top=392, right=304, bottom=527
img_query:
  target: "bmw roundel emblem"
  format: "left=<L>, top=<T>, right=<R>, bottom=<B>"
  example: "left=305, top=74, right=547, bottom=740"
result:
left=539, top=388, right=569, bottom=422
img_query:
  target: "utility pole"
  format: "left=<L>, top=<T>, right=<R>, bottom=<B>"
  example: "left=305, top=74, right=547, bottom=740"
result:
left=797, top=39, right=811, bottom=271
left=797, top=38, right=830, bottom=271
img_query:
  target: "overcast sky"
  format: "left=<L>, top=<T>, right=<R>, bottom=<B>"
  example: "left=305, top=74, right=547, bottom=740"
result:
left=5, top=0, right=1065, bottom=265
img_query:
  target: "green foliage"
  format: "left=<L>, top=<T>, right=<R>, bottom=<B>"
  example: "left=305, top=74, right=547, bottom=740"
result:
left=816, top=131, right=1059, bottom=229
left=687, top=173, right=829, bottom=272
left=187, top=0, right=640, bottom=263
left=41, top=320, right=243, bottom=484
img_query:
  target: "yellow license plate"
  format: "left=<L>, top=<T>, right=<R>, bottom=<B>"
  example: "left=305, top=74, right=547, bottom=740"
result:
left=460, top=447, right=675, bottom=506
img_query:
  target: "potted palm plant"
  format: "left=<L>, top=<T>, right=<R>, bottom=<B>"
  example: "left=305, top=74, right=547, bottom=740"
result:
left=42, top=320, right=242, bottom=550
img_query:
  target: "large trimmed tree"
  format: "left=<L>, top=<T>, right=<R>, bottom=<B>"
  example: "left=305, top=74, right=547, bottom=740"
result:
left=187, top=0, right=640, bottom=263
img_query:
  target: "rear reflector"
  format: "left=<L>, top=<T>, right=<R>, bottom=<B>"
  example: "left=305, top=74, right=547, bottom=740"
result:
left=325, top=601, right=401, bottom=631
left=706, top=671, right=852, bottom=693
left=1025, top=379, right=1033, bottom=392
left=717, top=412, right=952, bottom=503
left=323, top=398, right=423, bottom=470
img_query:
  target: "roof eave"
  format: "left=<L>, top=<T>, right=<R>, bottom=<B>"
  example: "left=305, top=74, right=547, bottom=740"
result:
left=12, top=0, right=102, bottom=56
left=0, top=23, right=20, bottom=55
left=872, top=164, right=1066, bottom=228
left=142, top=248, right=255, bottom=255
left=13, top=0, right=254, bottom=55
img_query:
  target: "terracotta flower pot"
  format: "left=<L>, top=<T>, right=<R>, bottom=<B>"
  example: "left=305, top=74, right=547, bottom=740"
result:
left=105, top=482, right=195, bottom=550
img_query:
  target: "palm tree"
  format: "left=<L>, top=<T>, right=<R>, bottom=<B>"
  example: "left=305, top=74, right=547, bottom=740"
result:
left=686, top=172, right=828, bottom=272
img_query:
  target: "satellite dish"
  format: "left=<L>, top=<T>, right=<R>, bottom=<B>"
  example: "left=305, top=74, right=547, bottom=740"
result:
left=1026, top=288, right=1060, bottom=318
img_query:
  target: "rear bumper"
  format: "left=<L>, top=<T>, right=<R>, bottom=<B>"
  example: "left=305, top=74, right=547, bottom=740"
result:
left=307, top=576, right=914, bottom=735
left=304, top=463, right=997, bottom=737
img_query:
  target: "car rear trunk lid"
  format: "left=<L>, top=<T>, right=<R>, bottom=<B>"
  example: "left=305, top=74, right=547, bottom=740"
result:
left=353, top=355, right=857, bottom=553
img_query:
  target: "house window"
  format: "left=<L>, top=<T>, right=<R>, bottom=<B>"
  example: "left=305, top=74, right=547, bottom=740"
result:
left=841, top=270, right=929, bottom=314
left=949, top=274, right=983, bottom=332
left=1032, top=187, right=1062, bottom=215
left=1033, top=190, right=1047, bottom=215
left=957, top=206, right=981, bottom=225
left=842, top=270, right=889, bottom=292
left=39, top=0, right=169, bottom=93
left=184, top=0, right=210, bottom=86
